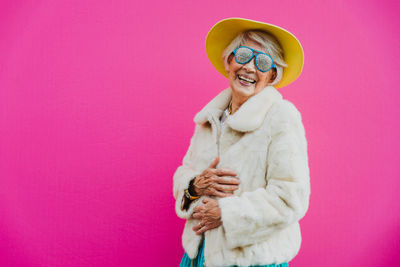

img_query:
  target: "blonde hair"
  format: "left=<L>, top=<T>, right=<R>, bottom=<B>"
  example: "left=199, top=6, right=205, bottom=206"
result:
left=222, top=30, right=288, bottom=86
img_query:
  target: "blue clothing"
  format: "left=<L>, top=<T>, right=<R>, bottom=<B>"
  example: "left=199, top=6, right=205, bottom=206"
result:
left=180, top=239, right=289, bottom=267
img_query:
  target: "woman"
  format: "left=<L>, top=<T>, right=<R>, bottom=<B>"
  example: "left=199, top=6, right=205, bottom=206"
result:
left=173, top=18, right=310, bottom=267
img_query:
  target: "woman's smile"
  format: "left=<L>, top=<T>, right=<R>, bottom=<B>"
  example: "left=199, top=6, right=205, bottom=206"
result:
left=227, top=40, right=276, bottom=101
left=237, top=74, right=257, bottom=86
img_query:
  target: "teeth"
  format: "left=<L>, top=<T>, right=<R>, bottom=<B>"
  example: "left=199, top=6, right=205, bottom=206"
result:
left=238, top=75, right=256, bottom=83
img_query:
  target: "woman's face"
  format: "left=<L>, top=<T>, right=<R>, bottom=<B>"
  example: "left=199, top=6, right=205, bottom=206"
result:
left=226, top=40, right=276, bottom=99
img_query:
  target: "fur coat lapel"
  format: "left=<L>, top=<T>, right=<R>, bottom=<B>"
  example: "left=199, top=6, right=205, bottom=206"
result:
left=193, top=86, right=283, bottom=132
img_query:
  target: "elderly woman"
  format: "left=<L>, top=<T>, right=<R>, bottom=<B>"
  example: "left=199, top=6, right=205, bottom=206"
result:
left=173, top=18, right=310, bottom=267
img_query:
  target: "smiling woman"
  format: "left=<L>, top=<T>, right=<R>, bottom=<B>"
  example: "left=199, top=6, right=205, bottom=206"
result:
left=223, top=31, right=288, bottom=112
left=223, top=30, right=288, bottom=85
left=173, top=18, right=309, bottom=267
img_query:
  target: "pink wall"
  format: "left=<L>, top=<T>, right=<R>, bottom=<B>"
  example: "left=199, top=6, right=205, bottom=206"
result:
left=1, top=0, right=399, bottom=266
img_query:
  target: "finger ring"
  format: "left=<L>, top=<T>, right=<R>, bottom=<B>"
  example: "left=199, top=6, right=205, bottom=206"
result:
left=198, top=222, right=202, bottom=227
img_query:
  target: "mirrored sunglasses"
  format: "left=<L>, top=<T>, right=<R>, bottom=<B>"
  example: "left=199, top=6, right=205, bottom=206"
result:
left=233, top=46, right=276, bottom=72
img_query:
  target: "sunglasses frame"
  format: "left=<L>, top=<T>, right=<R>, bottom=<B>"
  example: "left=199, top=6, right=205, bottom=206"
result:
left=233, top=46, right=276, bottom=73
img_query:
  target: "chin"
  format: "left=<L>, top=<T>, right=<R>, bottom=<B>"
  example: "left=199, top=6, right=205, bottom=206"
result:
left=232, top=87, right=252, bottom=97
left=232, top=83, right=259, bottom=97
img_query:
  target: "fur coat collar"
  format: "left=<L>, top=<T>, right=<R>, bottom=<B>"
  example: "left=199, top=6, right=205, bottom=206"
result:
left=193, top=85, right=283, bottom=132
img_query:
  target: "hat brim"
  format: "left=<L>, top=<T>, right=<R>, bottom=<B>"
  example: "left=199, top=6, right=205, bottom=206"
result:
left=205, top=18, right=304, bottom=89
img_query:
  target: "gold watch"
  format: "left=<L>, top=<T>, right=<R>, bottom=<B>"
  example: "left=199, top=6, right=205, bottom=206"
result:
left=184, top=178, right=200, bottom=200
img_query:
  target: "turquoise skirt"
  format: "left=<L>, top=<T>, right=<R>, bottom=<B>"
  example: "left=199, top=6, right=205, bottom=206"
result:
left=180, top=239, right=289, bottom=267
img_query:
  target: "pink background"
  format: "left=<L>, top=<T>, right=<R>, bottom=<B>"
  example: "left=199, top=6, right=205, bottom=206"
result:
left=1, top=0, right=399, bottom=266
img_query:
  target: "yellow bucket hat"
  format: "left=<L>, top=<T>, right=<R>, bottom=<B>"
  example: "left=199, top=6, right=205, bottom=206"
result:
left=205, top=18, right=304, bottom=89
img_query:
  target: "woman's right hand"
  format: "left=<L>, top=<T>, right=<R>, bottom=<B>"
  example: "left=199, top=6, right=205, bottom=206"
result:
left=192, top=157, right=240, bottom=198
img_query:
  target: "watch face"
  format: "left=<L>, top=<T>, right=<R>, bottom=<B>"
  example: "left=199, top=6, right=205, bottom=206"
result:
left=184, top=189, right=199, bottom=200
left=184, top=189, right=191, bottom=198
left=184, top=189, right=189, bottom=198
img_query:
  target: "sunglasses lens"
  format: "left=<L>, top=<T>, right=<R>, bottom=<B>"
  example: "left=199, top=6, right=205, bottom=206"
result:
left=235, top=47, right=253, bottom=63
left=256, top=54, right=273, bottom=72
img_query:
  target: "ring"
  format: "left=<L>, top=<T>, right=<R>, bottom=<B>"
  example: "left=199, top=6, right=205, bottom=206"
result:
left=198, top=222, right=203, bottom=227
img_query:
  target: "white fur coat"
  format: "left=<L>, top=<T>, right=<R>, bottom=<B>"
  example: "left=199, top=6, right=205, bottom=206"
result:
left=173, top=86, right=310, bottom=267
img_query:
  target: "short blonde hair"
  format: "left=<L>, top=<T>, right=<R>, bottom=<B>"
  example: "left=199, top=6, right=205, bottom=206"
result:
left=222, top=30, right=288, bottom=86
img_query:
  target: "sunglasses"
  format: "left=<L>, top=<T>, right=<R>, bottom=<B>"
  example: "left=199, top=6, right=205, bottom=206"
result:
left=233, top=46, right=276, bottom=72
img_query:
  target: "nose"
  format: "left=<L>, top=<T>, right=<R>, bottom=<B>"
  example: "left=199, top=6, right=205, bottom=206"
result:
left=242, top=58, right=256, bottom=73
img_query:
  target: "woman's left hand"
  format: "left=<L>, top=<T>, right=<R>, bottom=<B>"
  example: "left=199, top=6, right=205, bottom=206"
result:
left=192, top=197, right=222, bottom=235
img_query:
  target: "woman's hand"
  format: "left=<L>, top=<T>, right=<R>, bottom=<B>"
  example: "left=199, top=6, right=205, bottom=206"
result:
left=193, top=157, right=240, bottom=198
left=192, top=197, right=222, bottom=235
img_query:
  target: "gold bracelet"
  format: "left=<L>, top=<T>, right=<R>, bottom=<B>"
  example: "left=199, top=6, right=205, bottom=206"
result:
left=184, top=189, right=200, bottom=200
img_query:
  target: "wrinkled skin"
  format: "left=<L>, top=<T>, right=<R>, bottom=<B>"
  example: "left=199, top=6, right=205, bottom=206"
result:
left=191, top=157, right=240, bottom=235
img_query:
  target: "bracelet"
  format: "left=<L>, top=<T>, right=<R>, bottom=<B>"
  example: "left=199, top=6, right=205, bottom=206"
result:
left=188, top=178, right=198, bottom=196
left=185, top=178, right=200, bottom=200
left=184, top=189, right=200, bottom=200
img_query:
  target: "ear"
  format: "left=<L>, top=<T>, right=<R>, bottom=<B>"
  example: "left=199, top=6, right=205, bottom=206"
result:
left=269, top=69, right=277, bottom=83
left=223, top=54, right=234, bottom=73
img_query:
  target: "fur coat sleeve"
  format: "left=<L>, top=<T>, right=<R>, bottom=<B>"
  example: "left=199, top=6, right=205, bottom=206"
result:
left=173, top=125, right=203, bottom=219
left=218, top=101, right=310, bottom=249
